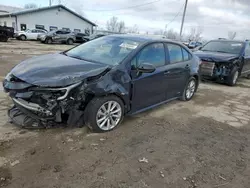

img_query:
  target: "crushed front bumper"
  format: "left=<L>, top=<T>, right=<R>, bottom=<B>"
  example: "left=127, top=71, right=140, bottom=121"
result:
left=4, top=77, right=85, bottom=129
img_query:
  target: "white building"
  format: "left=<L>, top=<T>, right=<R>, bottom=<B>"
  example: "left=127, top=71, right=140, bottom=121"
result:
left=0, top=5, right=96, bottom=34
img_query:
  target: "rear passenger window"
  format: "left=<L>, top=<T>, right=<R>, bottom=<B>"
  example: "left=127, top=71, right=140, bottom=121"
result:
left=167, top=44, right=183, bottom=63
left=182, top=48, right=191, bottom=61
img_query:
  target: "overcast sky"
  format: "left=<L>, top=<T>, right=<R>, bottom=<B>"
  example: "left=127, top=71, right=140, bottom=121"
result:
left=2, top=0, right=250, bottom=40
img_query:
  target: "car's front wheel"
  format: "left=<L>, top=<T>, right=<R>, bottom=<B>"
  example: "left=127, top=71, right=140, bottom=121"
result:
left=45, top=38, right=52, bottom=44
left=181, top=77, right=197, bottom=101
left=227, top=67, right=239, bottom=86
left=20, top=35, right=26, bottom=41
left=67, top=38, right=74, bottom=45
left=84, top=96, right=124, bottom=132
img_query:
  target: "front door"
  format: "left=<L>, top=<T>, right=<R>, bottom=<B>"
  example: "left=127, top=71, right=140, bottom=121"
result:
left=242, top=42, right=250, bottom=75
left=131, top=43, right=168, bottom=112
left=164, top=43, right=191, bottom=99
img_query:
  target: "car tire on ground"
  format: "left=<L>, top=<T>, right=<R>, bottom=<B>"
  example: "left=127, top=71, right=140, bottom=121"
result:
left=227, top=66, right=239, bottom=86
left=67, top=38, right=74, bottom=45
left=84, top=95, right=124, bottom=133
left=0, top=34, right=8, bottom=42
left=20, top=35, right=26, bottom=41
left=180, top=77, right=197, bottom=101
left=45, top=38, right=52, bottom=44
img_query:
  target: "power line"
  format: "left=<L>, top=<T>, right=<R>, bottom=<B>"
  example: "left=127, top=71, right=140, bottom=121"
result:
left=165, top=2, right=185, bottom=26
left=82, top=0, right=162, bottom=12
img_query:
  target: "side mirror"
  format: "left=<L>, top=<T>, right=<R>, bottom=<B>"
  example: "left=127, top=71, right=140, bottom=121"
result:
left=138, top=63, right=156, bottom=73
left=197, top=46, right=202, bottom=50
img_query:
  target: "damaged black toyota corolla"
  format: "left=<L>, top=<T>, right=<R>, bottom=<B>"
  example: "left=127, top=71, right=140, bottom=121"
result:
left=194, top=39, right=250, bottom=86
left=3, top=35, right=200, bottom=132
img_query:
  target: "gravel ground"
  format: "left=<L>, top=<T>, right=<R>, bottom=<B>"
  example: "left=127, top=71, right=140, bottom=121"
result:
left=0, top=40, right=250, bottom=188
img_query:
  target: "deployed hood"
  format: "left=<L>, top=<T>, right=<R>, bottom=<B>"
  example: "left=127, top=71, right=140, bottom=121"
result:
left=194, top=51, right=239, bottom=62
left=10, top=53, right=110, bottom=87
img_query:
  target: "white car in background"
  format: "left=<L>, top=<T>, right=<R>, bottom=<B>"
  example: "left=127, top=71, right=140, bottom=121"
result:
left=15, top=29, right=47, bottom=40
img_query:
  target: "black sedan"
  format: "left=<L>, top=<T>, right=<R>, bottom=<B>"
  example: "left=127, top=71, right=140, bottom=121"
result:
left=3, top=35, right=200, bottom=132
left=194, top=39, right=250, bottom=86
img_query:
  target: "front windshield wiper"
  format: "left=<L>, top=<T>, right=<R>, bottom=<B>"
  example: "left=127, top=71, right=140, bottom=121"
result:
left=215, top=51, right=229, bottom=53
left=68, top=54, right=104, bottom=65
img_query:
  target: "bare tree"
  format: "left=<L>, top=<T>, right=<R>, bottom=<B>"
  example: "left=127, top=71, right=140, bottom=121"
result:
left=187, top=26, right=203, bottom=41
left=117, top=21, right=125, bottom=33
left=24, top=3, right=38, bottom=9
left=164, top=29, right=179, bottom=40
left=127, top=24, right=139, bottom=34
left=106, top=17, right=126, bottom=33
left=228, top=31, right=237, bottom=40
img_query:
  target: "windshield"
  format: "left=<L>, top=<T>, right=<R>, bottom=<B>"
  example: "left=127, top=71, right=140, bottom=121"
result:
left=65, top=36, right=140, bottom=65
left=201, top=41, right=244, bottom=54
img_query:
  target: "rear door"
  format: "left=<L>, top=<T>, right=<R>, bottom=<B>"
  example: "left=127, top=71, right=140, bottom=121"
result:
left=164, top=43, right=192, bottom=99
left=242, top=42, right=250, bottom=75
left=27, top=29, right=37, bottom=40
left=130, top=43, right=168, bottom=112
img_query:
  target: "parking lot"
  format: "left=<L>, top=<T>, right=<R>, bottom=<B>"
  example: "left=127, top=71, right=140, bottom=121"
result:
left=0, top=40, right=250, bottom=188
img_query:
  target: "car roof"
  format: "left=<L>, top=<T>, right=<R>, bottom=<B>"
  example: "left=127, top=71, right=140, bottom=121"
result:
left=210, top=39, right=246, bottom=43
left=106, top=34, right=182, bottom=44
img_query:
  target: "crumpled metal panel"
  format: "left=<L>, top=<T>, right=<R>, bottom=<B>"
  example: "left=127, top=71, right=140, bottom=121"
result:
left=9, top=53, right=110, bottom=87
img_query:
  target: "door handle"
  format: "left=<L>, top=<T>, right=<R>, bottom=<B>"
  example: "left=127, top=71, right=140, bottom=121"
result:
left=164, top=71, right=170, bottom=75
left=185, top=64, right=190, bottom=69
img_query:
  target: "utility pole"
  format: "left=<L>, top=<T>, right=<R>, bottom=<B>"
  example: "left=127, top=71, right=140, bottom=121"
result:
left=49, top=0, right=52, bottom=6
left=179, top=0, right=188, bottom=39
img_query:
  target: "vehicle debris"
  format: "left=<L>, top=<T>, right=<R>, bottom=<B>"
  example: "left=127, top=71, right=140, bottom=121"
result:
left=159, top=171, right=165, bottom=178
left=10, top=160, right=20, bottom=166
left=219, top=175, right=226, bottom=181
left=138, top=157, right=149, bottom=163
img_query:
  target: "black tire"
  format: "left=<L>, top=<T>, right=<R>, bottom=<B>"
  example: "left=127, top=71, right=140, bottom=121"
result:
left=67, top=38, right=74, bottom=45
left=84, top=95, right=124, bottom=133
left=180, top=77, right=197, bottom=101
left=227, top=66, right=239, bottom=86
left=20, top=35, right=26, bottom=41
left=45, top=38, right=52, bottom=44
left=0, top=34, right=8, bottom=42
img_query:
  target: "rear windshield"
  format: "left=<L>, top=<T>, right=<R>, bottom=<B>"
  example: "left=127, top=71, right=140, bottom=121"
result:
left=201, top=41, right=244, bottom=54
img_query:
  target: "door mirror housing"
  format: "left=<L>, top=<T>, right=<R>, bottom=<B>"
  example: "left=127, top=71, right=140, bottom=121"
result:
left=137, top=63, right=156, bottom=73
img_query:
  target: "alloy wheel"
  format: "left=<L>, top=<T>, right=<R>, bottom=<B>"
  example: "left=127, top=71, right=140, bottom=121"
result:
left=233, top=71, right=239, bottom=85
left=186, top=80, right=196, bottom=99
left=96, top=101, right=122, bottom=131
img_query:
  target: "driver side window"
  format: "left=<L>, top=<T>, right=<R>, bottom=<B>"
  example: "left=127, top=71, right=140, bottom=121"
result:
left=132, top=43, right=165, bottom=69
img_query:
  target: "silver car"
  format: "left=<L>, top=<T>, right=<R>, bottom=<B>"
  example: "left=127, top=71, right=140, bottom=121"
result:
left=40, top=30, right=76, bottom=45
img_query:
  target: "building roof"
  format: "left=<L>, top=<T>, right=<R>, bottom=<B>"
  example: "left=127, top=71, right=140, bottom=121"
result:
left=0, top=4, right=97, bottom=26
left=0, top=5, right=23, bottom=15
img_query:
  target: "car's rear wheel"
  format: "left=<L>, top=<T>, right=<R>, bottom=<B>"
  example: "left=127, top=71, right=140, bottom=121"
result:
left=84, top=96, right=124, bottom=133
left=227, top=66, right=239, bottom=86
left=45, top=38, right=52, bottom=44
left=20, top=35, right=26, bottom=41
left=67, top=38, right=74, bottom=45
left=181, top=77, right=197, bottom=101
